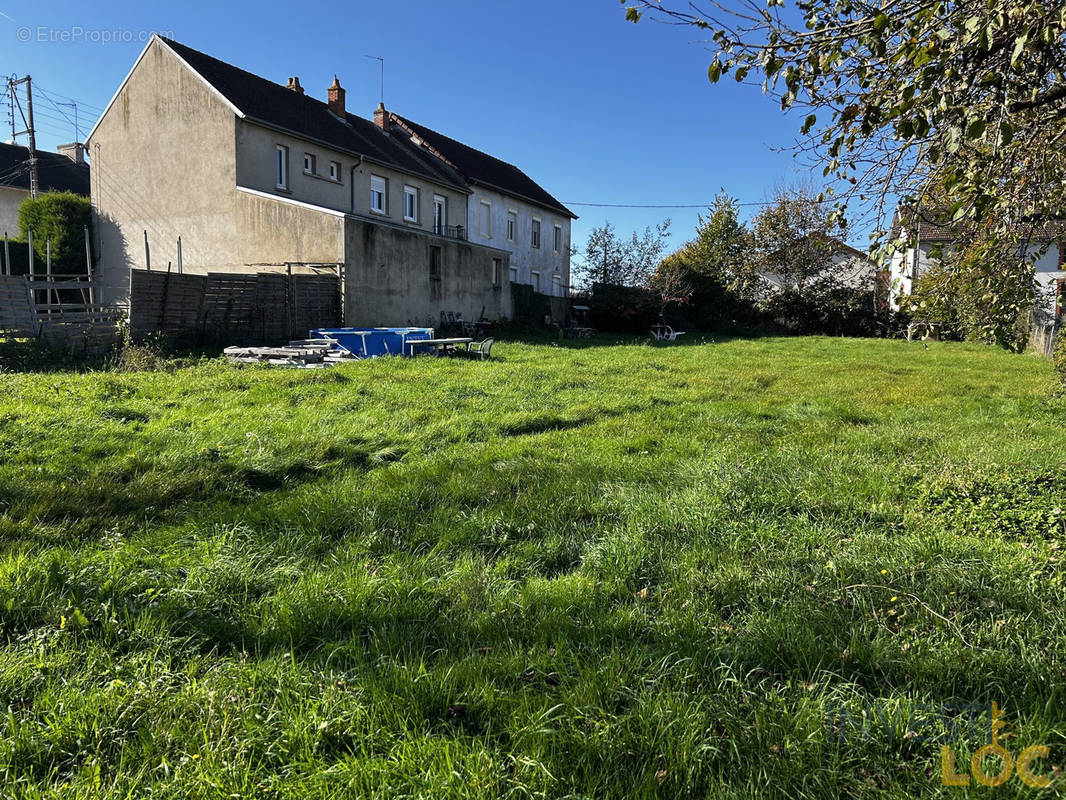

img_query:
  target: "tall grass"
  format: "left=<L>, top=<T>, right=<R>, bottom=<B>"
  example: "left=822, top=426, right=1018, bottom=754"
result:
left=0, top=335, right=1063, bottom=797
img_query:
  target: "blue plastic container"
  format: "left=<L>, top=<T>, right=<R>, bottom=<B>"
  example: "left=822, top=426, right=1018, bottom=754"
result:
left=310, top=327, right=434, bottom=357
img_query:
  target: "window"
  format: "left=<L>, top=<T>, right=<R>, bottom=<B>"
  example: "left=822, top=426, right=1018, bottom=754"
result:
left=531, top=218, right=541, bottom=249
left=329, top=161, right=341, bottom=181
left=433, top=195, right=447, bottom=234
left=506, top=210, right=517, bottom=242
left=303, top=153, right=316, bottom=175
left=553, top=224, right=562, bottom=253
left=531, top=270, right=541, bottom=292
left=479, top=201, right=492, bottom=237
left=509, top=266, right=519, bottom=282
left=429, top=246, right=442, bottom=280
left=404, top=186, right=418, bottom=222
left=370, top=175, right=387, bottom=214
left=492, top=258, right=502, bottom=287
left=552, top=274, right=562, bottom=295
left=275, top=145, right=288, bottom=190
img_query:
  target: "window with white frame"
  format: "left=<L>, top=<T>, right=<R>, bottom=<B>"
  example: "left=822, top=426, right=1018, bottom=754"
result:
left=433, top=195, right=447, bottom=234
left=531, top=218, right=541, bottom=249
left=329, top=161, right=341, bottom=181
left=509, top=265, right=519, bottom=282
left=303, top=153, right=316, bottom=175
left=479, top=201, right=492, bottom=237
left=506, top=210, right=517, bottom=242
left=370, top=175, right=387, bottom=214
left=531, top=270, right=541, bottom=292
left=553, top=224, right=562, bottom=253
left=404, top=186, right=418, bottom=222
left=275, top=145, right=289, bottom=190
left=552, top=274, right=562, bottom=295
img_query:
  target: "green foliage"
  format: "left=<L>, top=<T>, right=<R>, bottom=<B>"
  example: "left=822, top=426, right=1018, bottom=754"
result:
left=0, top=338, right=1063, bottom=796
left=1052, top=331, right=1066, bottom=382
left=902, top=236, right=1037, bottom=351
left=624, top=0, right=1066, bottom=267
left=17, top=190, right=91, bottom=268
left=655, top=194, right=756, bottom=326
left=749, top=184, right=841, bottom=293
left=761, top=277, right=889, bottom=337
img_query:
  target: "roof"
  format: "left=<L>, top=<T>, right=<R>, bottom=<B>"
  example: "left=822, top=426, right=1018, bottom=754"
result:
left=0, top=142, right=90, bottom=196
left=891, top=206, right=1066, bottom=243
left=388, top=113, right=576, bottom=219
left=157, top=38, right=468, bottom=193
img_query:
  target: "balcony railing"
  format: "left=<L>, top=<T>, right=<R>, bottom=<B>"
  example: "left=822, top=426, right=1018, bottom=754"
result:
left=433, top=223, right=466, bottom=241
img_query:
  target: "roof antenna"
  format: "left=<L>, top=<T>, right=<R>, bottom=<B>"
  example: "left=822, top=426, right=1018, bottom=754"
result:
left=364, top=55, right=384, bottom=105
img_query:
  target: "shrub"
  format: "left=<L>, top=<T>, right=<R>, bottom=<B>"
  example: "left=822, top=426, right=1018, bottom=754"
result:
left=1053, top=331, right=1066, bottom=384
left=17, top=191, right=92, bottom=270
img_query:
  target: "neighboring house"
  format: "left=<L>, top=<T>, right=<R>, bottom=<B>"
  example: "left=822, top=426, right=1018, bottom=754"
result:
left=0, top=142, right=90, bottom=239
left=86, top=36, right=573, bottom=326
left=887, top=208, right=1062, bottom=315
left=384, top=114, right=576, bottom=296
left=759, top=235, right=878, bottom=293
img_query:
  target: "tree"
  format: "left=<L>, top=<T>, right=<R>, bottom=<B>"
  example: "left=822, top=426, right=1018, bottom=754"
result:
left=648, top=258, right=693, bottom=314
left=18, top=191, right=92, bottom=268
left=749, top=183, right=843, bottom=294
left=656, top=193, right=755, bottom=323
left=622, top=1, right=1066, bottom=262
left=577, top=220, right=672, bottom=288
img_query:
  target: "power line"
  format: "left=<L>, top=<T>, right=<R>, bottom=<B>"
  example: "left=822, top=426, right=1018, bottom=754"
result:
left=33, top=83, right=103, bottom=114
left=563, top=198, right=833, bottom=209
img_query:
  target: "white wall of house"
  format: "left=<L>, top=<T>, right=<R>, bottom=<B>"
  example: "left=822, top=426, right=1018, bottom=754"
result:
left=889, top=241, right=1060, bottom=313
left=466, top=185, right=570, bottom=296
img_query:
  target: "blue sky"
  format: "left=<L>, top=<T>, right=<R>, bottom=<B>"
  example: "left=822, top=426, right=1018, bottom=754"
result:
left=0, top=0, right=855, bottom=263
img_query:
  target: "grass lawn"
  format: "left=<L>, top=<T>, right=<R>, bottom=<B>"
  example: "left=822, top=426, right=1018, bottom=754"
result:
left=1, top=334, right=1064, bottom=798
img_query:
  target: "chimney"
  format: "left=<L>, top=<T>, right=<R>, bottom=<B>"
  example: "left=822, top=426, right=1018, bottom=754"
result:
left=373, top=102, right=389, bottom=131
left=57, top=142, right=85, bottom=165
left=285, top=76, right=304, bottom=94
left=327, top=76, right=345, bottom=117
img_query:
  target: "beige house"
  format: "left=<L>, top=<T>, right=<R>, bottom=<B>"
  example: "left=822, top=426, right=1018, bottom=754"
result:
left=87, top=36, right=574, bottom=326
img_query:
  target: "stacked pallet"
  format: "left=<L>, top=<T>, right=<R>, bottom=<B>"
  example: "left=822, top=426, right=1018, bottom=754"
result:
left=223, top=338, right=360, bottom=368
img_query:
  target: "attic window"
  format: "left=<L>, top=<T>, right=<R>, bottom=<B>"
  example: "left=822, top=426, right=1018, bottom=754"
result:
left=303, top=153, right=316, bottom=175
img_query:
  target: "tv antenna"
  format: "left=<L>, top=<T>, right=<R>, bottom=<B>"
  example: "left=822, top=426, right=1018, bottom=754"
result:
left=364, top=55, right=384, bottom=104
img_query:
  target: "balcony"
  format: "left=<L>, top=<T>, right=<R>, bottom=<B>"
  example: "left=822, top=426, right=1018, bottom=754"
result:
left=434, top=223, right=466, bottom=241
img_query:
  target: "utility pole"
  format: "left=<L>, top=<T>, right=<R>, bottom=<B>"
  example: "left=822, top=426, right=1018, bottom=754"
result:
left=8, top=75, right=39, bottom=198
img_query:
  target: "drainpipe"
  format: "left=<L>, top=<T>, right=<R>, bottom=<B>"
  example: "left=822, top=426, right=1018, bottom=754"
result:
left=349, top=156, right=364, bottom=214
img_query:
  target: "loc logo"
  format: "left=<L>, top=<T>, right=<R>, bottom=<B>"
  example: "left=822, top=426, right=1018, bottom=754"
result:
left=941, top=702, right=1051, bottom=788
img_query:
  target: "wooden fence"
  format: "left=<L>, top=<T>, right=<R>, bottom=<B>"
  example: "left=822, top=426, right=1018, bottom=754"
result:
left=129, top=269, right=342, bottom=344
left=0, top=274, right=124, bottom=356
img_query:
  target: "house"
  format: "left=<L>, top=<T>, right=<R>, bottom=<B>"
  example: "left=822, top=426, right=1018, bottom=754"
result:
left=758, top=234, right=878, bottom=293
left=86, top=36, right=574, bottom=326
left=0, top=142, right=91, bottom=239
left=887, top=208, right=1062, bottom=316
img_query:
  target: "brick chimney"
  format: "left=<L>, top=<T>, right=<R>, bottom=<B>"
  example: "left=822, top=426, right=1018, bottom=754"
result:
left=374, top=102, right=389, bottom=131
left=285, top=76, right=304, bottom=94
left=327, top=76, right=345, bottom=117
left=57, top=142, right=85, bottom=165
